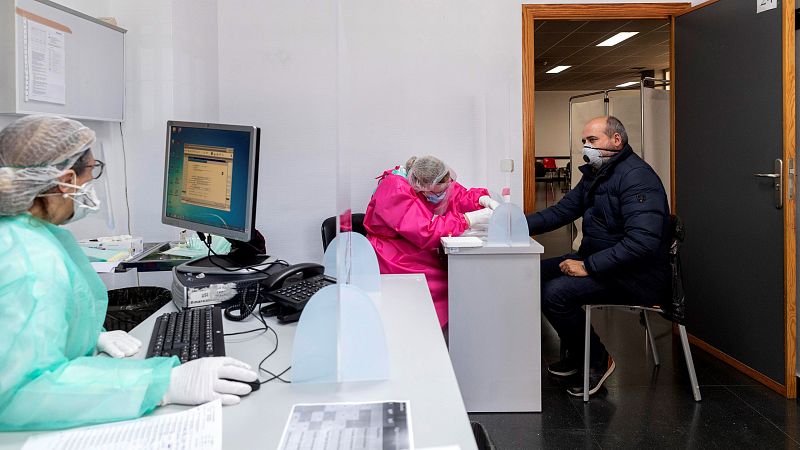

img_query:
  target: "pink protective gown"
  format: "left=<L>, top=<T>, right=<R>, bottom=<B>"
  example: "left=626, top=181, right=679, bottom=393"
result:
left=364, top=168, right=489, bottom=327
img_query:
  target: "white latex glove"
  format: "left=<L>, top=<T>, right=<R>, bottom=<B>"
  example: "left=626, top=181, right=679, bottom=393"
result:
left=161, top=357, right=258, bottom=406
left=96, top=330, right=142, bottom=358
left=478, top=195, right=501, bottom=210
left=464, top=208, right=493, bottom=227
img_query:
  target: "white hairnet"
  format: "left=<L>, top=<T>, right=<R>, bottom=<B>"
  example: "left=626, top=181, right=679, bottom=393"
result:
left=0, top=115, right=95, bottom=216
left=406, top=155, right=454, bottom=192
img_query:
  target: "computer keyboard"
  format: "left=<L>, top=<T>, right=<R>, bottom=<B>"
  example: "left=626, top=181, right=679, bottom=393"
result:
left=145, top=306, right=225, bottom=363
left=267, top=274, right=336, bottom=308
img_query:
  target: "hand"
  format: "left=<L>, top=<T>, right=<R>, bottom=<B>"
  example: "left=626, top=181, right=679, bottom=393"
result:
left=161, top=357, right=258, bottom=406
left=478, top=195, right=501, bottom=210
left=96, top=330, right=142, bottom=358
left=559, top=259, right=588, bottom=277
left=464, top=208, right=493, bottom=227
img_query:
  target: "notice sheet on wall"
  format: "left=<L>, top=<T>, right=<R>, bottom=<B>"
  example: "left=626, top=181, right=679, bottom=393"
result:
left=23, top=17, right=66, bottom=105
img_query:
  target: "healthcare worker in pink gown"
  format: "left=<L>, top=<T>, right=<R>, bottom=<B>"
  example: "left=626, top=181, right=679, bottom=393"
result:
left=364, top=156, right=500, bottom=327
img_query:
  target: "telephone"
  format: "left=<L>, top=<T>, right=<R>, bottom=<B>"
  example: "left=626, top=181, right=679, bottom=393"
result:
left=259, top=263, right=336, bottom=323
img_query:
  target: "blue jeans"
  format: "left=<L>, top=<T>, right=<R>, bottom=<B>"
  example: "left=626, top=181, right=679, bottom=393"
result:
left=541, top=253, right=643, bottom=368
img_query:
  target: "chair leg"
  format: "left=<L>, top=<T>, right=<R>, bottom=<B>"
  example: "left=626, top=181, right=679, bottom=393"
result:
left=678, top=324, right=702, bottom=401
left=643, top=311, right=660, bottom=366
left=583, top=306, right=592, bottom=402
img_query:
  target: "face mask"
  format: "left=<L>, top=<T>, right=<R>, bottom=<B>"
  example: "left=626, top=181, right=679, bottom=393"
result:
left=59, top=180, right=101, bottom=224
left=425, top=191, right=447, bottom=204
left=582, top=144, right=619, bottom=169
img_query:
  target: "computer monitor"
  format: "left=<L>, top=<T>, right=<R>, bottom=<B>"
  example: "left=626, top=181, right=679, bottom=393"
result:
left=162, top=120, right=265, bottom=272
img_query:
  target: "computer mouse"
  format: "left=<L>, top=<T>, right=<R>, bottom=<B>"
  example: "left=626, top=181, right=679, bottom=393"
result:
left=222, top=378, right=261, bottom=393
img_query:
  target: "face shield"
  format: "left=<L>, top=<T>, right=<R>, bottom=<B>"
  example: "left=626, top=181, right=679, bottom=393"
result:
left=88, top=141, right=115, bottom=230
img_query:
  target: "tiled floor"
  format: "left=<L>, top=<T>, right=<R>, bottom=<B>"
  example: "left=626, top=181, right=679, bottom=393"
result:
left=466, top=186, right=800, bottom=449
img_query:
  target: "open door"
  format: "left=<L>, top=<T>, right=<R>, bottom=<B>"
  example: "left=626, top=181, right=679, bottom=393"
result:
left=674, top=0, right=796, bottom=396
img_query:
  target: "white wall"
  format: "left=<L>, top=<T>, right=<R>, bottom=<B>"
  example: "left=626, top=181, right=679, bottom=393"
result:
left=534, top=90, right=592, bottom=158
left=216, top=0, right=525, bottom=264
left=1, top=0, right=698, bottom=266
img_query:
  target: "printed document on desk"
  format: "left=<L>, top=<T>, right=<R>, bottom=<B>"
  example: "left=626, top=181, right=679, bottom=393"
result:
left=21, top=400, right=222, bottom=450
left=278, top=401, right=413, bottom=450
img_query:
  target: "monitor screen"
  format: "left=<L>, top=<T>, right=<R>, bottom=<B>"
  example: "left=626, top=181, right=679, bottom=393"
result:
left=162, top=121, right=260, bottom=242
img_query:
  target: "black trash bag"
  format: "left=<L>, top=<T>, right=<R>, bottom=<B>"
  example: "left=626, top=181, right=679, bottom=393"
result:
left=661, top=214, right=686, bottom=325
left=104, top=286, right=172, bottom=332
left=471, top=421, right=496, bottom=450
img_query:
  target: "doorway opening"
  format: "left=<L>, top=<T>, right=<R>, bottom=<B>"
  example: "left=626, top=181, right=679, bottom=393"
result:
left=531, top=18, right=671, bottom=257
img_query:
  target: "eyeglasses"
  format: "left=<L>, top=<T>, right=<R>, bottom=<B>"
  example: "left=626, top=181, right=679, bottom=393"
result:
left=85, top=160, right=105, bottom=179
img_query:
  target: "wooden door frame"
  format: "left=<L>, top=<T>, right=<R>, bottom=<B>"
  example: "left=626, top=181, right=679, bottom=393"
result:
left=522, top=1, right=797, bottom=398
left=522, top=3, right=690, bottom=214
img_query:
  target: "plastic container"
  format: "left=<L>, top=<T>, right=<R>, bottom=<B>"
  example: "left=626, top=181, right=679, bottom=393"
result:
left=104, top=286, right=172, bottom=332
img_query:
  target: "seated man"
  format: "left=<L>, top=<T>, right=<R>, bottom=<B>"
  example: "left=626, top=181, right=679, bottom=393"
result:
left=527, top=116, right=670, bottom=397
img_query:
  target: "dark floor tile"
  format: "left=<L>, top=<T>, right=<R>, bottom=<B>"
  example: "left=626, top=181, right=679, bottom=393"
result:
left=681, top=412, right=800, bottom=449
left=728, top=385, right=800, bottom=444
left=472, top=423, right=599, bottom=450
left=468, top=413, right=594, bottom=449
left=470, top=390, right=583, bottom=432
left=571, top=386, right=756, bottom=433
left=592, top=415, right=800, bottom=450
left=591, top=427, right=693, bottom=450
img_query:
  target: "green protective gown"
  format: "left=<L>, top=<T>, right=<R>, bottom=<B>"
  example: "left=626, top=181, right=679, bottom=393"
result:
left=0, top=214, right=179, bottom=430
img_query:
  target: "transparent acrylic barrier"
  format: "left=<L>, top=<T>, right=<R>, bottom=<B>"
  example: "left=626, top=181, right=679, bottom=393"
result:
left=322, top=231, right=381, bottom=294
left=294, top=230, right=388, bottom=383
left=291, top=283, right=389, bottom=383
left=290, top=284, right=339, bottom=383
left=486, top=202, right=530, bottom=247
left=339, top=283, right=389, bottom=382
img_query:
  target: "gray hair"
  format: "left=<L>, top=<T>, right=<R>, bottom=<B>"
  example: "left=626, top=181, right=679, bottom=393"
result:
left=604, top=116, right=628, bottom=146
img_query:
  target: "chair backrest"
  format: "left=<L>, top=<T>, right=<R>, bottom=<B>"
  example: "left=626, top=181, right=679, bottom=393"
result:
left=668, top=214, right=686, bottom=324
left=542, top=157, right=557, bottom=169
left=321, top=213, right=367, bottom=251
left=535, top=161, right=546, bottom=177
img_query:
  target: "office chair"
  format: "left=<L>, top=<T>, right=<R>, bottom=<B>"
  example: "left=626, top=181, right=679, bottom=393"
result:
left=581, top=214, right=701, bottom=402
left=560, top=161, right=571, bottom=193
left=321, top=213, right=367, bottom=251
left=535, top=160, right=546, bottom=177
left=535, top=160, right=564, bottom=207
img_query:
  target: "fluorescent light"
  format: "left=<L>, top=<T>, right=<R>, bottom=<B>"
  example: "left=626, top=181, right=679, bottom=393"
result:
left=616, top=81, right=639, bottom=87
left=545, top=65, right=571, bottom=74
left=597, top=32, right=639, bottom=47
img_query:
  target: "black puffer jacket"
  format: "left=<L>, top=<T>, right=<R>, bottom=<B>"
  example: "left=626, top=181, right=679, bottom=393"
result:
left=527, top=144, right=670, bottom=303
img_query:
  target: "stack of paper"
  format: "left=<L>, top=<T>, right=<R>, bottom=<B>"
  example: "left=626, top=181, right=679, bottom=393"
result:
left=22, top=400, right=222, bottom=450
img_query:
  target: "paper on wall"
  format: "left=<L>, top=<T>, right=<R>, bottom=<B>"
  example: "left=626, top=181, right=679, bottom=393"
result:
left=23, top=17, right=66, bottom=105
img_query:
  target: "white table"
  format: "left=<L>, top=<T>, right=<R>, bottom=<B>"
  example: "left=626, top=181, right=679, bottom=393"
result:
left=445, top=238, right=544, bottom=412
left=0, top=274, right=476, bottom=450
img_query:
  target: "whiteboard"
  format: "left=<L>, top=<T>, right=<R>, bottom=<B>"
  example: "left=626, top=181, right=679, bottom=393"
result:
left=0, top=0, right=125, bottom=121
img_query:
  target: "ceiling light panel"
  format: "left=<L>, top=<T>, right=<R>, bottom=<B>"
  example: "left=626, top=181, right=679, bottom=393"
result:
left=545, top=65, right=571, bottom=74
left=596, top=32, right=639, bottom=47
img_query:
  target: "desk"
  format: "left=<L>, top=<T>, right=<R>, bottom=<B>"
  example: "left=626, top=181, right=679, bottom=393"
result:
left=445, top=238, right=544, bottom=412
left=0, top=274, right=476, bottom=450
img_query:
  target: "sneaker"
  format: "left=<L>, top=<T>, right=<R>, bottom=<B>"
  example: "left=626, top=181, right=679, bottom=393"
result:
left=566, top=355, right=615, bottom=397
left=547, top=358, right=579, bottom=377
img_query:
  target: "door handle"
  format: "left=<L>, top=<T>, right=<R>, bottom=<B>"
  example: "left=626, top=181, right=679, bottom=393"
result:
left=752, top=159, right=783, bottom=209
